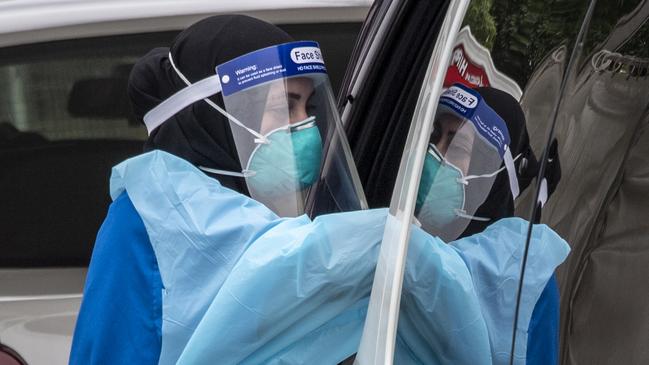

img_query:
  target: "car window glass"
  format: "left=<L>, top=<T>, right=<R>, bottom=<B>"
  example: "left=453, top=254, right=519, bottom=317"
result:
left=0, top=32, right=174, bottom=267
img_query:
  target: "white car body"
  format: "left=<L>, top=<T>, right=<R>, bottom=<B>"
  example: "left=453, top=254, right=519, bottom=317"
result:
left=0, top=1, right=370, bottom=364
left=0, top=0, right=371, bottom=47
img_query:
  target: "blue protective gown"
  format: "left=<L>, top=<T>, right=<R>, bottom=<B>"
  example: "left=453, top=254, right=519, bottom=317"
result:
left=69, top=192, right=163, bottom=365
left=70, top=150, right=568, bottom=365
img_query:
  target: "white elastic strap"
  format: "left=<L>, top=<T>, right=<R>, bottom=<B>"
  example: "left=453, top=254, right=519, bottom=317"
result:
left=143, top=75, right=222, bottom=134
left=462, top=152, right=522, bottom=182
left=504, top=147, right=520, bottom=199
left=538, top=178, right=548, bottom=207
left=167, top=52, right=192, bottom=85
left=198, top=166, right=256, bottom=178
left=456, top=147, right=521, bottom=201
left=168, top=53, right=268, bottom=144
left=455, top=209, right=491, bottom=222
left=462, top=164, right=507, bottom=181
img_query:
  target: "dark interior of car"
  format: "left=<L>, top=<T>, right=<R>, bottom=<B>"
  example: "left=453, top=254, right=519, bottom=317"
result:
left=0, top=134, right=142, bottom=266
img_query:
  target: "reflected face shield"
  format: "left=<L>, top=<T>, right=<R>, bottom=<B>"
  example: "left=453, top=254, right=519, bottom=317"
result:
left=416, top=83, right=520, bottom=241
left=143, top=41, right=366, bottom=217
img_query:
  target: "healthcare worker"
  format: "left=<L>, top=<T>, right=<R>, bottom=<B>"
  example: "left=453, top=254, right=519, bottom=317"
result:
left=415, top=83, right=563, bottom=365
left=69, top=14, right=367, bottom=365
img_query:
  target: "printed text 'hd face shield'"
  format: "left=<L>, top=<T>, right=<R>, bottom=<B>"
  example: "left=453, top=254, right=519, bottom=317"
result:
left=144, top=41, right=366, bottom=217
left=416, top=83, right=520, bottom=241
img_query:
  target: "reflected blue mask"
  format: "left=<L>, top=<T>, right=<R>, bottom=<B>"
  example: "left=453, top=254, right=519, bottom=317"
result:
left=416, top=144, right=466, bottom=227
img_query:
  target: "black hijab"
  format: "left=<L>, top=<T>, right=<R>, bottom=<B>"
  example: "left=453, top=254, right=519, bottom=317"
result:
left=460, top=87, right=538, bottom=237
left=127, top=15, right=293, bottom=193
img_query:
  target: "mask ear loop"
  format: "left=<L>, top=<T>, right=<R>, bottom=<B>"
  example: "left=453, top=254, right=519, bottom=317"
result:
left=460, top=148, right=522, bottom=198
left=454, top=209, right=491, bottom=222
left=143, top=54, right=273, bottom=178
left=198, top=166, right=256, bottom=178
left=167, top=53, right=268, bottom=145
left=452, top=148, right=521, bottom=222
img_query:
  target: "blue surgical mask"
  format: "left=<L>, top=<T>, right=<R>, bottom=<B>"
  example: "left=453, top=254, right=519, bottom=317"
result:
left=246, top=117, right=322, bottom=197
left=416, top=144, right=466, bottom=227
left=416, top=143, right=519, bottom=230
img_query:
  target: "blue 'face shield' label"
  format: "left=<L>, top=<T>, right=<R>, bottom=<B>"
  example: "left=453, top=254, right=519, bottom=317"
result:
left=216, top=41, right=328, bottom=97
left=439, top=83, right=510, bottom=157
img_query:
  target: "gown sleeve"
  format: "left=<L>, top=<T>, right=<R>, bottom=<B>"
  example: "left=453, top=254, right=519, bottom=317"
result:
left=69, top=192, right=163, bottom=365
left=526, top=273, right=560, bottom=365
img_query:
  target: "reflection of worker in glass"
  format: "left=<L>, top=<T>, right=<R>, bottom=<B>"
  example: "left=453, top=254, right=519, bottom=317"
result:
left=416, top=85, right=563, bottom=365
left=423, top=86, right=561, bottom=237
left=414, top=85, right=513, bottom=241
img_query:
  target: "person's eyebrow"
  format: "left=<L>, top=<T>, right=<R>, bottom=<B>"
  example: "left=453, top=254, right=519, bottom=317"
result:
left=288, top=90, right=316, bottom=101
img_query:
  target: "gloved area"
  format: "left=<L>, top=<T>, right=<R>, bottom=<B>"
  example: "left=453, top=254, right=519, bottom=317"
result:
left=112, top=150, right=569, bottom=365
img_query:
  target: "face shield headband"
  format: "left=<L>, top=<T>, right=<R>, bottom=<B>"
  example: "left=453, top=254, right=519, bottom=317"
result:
left=142, top=41, right=328, bottom=179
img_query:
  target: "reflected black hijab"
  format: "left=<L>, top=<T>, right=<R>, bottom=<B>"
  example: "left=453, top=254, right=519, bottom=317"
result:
left=461, top=87, right=538, bottom=237
left=127, top=15, right=293, bottom=193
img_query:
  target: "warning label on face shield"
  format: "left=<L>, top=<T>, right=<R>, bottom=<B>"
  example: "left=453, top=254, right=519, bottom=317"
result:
left=216, top=41, right=328, bottom=97
left=472, top=113, right=509, bottom=154
left=235, top=65, right=288, bottom=88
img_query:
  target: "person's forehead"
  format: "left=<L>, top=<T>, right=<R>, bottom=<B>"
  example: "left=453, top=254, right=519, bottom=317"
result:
left=436, top=112, right=464, bottom=128
left=266, top=77, right=313, bottom=99
left=286, top=76, right=313, bottom=88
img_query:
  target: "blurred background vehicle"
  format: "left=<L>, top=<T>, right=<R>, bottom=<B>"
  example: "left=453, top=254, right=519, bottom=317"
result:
left=0, top=1, right=369, bottom=364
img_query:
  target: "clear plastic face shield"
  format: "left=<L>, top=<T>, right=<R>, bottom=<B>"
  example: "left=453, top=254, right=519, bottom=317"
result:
left=143, top=41, right=366, bottom=217
left=415, top=84, right=520, bottom=241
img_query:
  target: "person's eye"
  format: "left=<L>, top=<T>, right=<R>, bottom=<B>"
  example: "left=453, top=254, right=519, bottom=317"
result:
left=287, top=100, right=297, bottom=112
left=430, top=129, right=442, bottom=144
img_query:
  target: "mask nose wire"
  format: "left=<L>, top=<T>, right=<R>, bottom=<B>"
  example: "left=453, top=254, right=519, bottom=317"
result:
left=168, top=52, right=268, bottom=145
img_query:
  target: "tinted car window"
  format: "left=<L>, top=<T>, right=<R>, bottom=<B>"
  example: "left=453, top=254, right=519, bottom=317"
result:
left=0, top=33, right=171, bottom=267
left=0, top=23, right=361, bottom=267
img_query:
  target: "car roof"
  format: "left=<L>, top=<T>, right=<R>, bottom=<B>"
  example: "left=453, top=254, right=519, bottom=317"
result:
left=0, top=0, right=372, bottom=47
